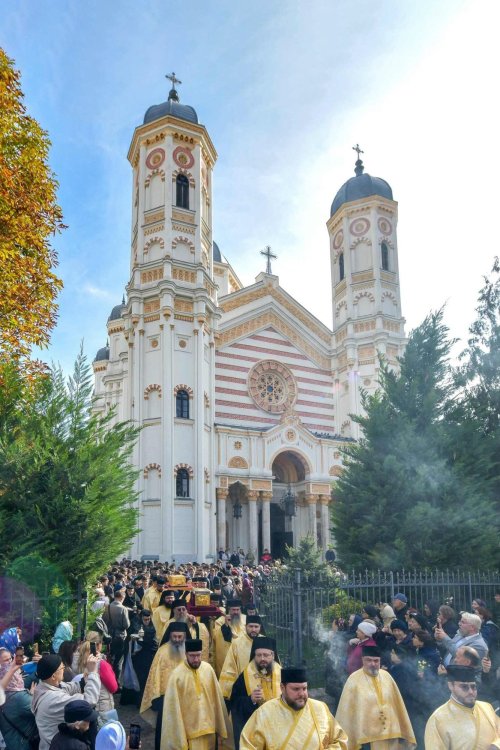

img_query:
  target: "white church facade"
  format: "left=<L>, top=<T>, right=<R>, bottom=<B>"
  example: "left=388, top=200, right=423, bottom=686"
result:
left=92, top=81, right=406, bottom=563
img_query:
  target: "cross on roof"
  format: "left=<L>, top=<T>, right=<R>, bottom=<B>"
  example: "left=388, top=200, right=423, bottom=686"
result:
left=260, top=245, right=277, bottom=275
left=352, top=143, right=364, bottom=159
left=166, top=72, right=182, bottom=90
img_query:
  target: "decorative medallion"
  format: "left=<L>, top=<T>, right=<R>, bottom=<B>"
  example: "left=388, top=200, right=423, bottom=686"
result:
left=179, top=339, right=187, bottom=349
left=378, top=217, right=392, bottom=235
left=173, top=146, right=194, bottom=169
left=248, top=360, right=297, bottom=414
left=364, top=378, right=371, bottom=387
left=146, top=148, right=165, bottom=170
left=350, top=218, right=370, bottom=236
left=234, top=441, right=242, bottom=450
left=333, top=230, right=344, bottom=250
left=286, top=429, right=296, bottom=442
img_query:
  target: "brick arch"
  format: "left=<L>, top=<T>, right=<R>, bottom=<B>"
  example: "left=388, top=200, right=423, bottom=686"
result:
left=350, top=236, right=372, bottom=250
left=378, top=237, right=394, bottom=248
left=144, top=384, right=162, bottom=400
left=144, top=237, right=165, bottom=254
left=144, top=168, right=165, bottom=187
left=174, top=384, right=193, bottom=398
left=172, top=169, right=195, bottom=187
left=172, top=236, right=195, bottom=253
left=144, top=462, right=161, bottom=478
left=353, top=290, right=375, bottom=304
left=382, top=290, right=397, bottom=305
left=174, top=463, right=194, bottom=477
left=335, top=299, right=347, bottom=316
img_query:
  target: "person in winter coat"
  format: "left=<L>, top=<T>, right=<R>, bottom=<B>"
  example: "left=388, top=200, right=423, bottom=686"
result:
left=49, top=700, right=98, bottom=750
left=77, top=633, right=118, bottom=722
left=32, top=653, right=101, bottom=750
left=346, top=621, right=377, bottom=674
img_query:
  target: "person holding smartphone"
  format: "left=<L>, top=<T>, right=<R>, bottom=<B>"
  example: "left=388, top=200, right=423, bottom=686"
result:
left=77, top=632, right=118, bottom=723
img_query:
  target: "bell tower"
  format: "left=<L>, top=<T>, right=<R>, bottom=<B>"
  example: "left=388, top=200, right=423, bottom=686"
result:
left=327, top=147, right=406, bottom=439
left=124, top=75, right=219, bottom=562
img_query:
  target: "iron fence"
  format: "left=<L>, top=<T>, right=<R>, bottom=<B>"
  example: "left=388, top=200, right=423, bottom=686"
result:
left=254, top=567, right=500, bottom=687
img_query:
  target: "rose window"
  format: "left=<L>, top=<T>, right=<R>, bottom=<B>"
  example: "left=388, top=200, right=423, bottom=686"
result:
left=248, top=360, right=297, bottom=414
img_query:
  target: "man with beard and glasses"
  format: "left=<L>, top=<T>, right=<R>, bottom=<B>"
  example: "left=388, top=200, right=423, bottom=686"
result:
left=213, top=599, right=246, bottom=677
left=219, top=616, right=264, bottom=700
left=140, top=622, right=188, bottom=750
left=424, top=664, right=500, bottom=749
left=161, top=639, right=232, bottom=750
left=229, top=637, right=281, bottom=750
left=336, top=645, right=416, bottom=749
left=170, top=598, right=210, bottom=662
left=239, top=666, right=347, bottom=750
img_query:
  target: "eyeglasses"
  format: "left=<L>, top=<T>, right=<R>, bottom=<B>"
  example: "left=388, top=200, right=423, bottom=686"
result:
left=456, top=683, right=477, bottom=692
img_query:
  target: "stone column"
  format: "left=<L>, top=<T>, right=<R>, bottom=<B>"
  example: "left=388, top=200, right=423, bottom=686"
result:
left=319, top=494, right=330, bottom=553
left=216, top=488, right=228, bottom=552
left=306, top=494, right=317, bottom=544
left=261, top=492, right=272, bottom=553
left=247, top=491, right=259, bottom=560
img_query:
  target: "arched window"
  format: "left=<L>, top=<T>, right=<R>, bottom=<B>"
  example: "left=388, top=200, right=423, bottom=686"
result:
left=381, top=242, right=389, bottom=271
left=176, top=174, right=189, bottom=209
left=176, top=469, right=190, bottom=498
left=339, top=252, right=345, bottom=281
left=176, top=389, right=190, bottom=419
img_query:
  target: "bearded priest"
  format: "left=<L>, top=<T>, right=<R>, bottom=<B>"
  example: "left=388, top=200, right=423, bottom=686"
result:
left=239, top=666, right=348, bottom=750
left=229, top=637, right=281, bottom=750
left=161, top=638, right=233, bottom=750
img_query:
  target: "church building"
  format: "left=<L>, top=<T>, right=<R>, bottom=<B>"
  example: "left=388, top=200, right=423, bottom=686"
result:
left=92, top=79, right=406, bottom=563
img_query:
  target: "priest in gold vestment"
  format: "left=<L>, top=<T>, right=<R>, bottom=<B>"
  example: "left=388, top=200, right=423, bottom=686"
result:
left=142, top=576, right=165, bottom=612
left=229, top=637, right=281, bottom=750
left=161, top=638, right=233, bottom=750
left=213, top=599, right=246, bottom=677
left=424, top=664, right=500, bottom=749
left=170, top=598, right=211, bottom=663
left=239, top=666, right=347, bottom=750
left=151, top=590, right=175, bottom=641
left=140, top=621, right=188, bottom=750
left=335, top=645, right=415, bottom=749
left=219, top=616, right=263, bottom=699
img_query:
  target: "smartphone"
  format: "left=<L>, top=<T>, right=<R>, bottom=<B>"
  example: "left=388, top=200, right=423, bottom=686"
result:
left=33, top=643, right=39, bottom=655
left=129, top=724, right=141, bottom=750
left=90, top=642, right=97, bottom=656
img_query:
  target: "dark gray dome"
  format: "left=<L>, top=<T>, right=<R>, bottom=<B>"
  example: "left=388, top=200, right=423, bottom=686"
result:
left=94, top=345, right=109, bottom=362
left=108, top=302, right=126, bottom=322
left=213, top=241, right=222, bottom=263
left=331, top=159, right=393, bottom=216
left=144, top=87, right=198, bottom=126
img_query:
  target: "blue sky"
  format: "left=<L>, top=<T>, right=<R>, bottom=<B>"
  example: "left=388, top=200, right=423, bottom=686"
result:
left=2, top=0, right=499, bottom=371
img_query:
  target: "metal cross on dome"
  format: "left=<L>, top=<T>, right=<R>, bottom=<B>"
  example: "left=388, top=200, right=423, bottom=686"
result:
left=260, top=245, right=277, bottom=275
left=352, top=143, right=364, bottom=159
left=166, top=72, right=182, bottom=90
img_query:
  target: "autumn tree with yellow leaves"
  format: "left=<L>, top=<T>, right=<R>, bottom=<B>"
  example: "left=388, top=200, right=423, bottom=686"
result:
left=0, top=48, right=64, bottom=360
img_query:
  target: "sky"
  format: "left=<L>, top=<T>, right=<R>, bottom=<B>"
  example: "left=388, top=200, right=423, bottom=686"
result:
left=2, top=0, right=499, bottom=372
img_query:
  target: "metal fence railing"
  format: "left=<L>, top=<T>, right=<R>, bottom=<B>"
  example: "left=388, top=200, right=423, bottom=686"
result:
left=254, top=568, right=500, bottom=687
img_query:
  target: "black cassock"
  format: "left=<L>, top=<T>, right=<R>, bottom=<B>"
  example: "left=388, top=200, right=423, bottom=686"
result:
left=229, top=672, right=259, bottom=750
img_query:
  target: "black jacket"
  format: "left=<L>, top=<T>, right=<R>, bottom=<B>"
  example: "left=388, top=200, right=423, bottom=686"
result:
left=49, top=724, right=91, bottom=750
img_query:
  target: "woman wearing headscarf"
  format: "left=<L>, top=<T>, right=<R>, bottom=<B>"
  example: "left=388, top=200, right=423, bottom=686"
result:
left=0, top=648, right=39, bottom=750
left=95, top=721, right=126, bottom=750
left=52, top=622, right=74, bottom=655
left=0, top=627, right=21, bottom=655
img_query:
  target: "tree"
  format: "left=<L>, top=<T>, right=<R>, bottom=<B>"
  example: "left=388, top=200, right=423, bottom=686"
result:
left=447, top=258, right=500, bottom=507
left=0, top=48, right=64, bottom=360
left=0, top=349, right=140, bottom=591
left=331, top=309, right=500, bottom=570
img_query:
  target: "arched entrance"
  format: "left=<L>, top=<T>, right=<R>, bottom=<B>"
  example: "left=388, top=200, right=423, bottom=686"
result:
left=268, top=450, right=310, bottom=559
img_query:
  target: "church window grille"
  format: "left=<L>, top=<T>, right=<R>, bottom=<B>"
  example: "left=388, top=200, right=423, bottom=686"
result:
left=176, top=468, right=190, bottom=498
left=176, top=174, right=189, bottom=209
left=176, top=389, right=190, bottom=419
left=339, top=252, right=345, bottom=281
left=381, top=242, right=389, bottom=271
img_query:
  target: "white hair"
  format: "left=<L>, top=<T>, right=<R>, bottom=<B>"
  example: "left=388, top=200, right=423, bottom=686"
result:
left=460, top=612, right=481, bottom=631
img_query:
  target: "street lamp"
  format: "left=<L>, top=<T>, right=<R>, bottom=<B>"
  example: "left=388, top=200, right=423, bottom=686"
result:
left=281, top=485, right=297, bottom=518
left=233, top=500, right=242, bottom=519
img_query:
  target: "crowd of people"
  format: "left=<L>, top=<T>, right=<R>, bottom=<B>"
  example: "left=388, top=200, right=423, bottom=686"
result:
left=1, top=555, right=500, bottom=749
